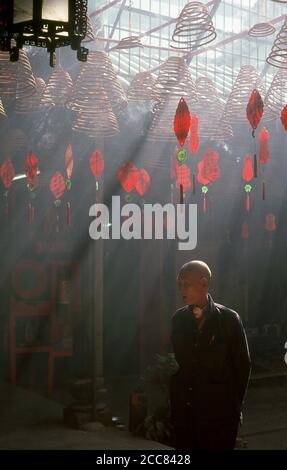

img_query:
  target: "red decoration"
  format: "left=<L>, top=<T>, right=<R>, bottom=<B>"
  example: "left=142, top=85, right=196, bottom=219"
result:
left=197, top=160, right=210, bottom=185
left=265, top=213, right=276, bottom=232
left=281, top=104, right=287, bottom=131
left=90, top=149, right=104, bottom=179
left=241, top=222, right=249, bottom=239
left=189, top=114, right=199, bottom=154
left=259, top=127, right=270, bottom=165
left=203, top=193, right=207, bottom=213
left=246, top=89, right=264, bottom=130
left=173, top=97, right=190, bottom=147
left=176, top=163, right=191, bottom=192
left=24, top=152, right=38, bottom=184
left=1, top=159, right=15, bottom=189
left=49, top=171, right=65, bottom=200
left=118, top=161, right=139, bottom=193
left=246, top=194, right=250, bottom=211
left=201, top=148, right=220, bottom=182
left=135, top=169, right=151, bottom=196
left=242, top=155, right=254, bottom=181
left=64, top=144, right=74, bottom=180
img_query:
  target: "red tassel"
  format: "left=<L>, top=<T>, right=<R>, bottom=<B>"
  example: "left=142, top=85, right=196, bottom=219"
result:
left=253, top=154, right=258, bottom=178
left=262, top=181, right=266, bottom=201
left=5, top=200, right=9, bottom=218
left=179, top=184, right=184, bottom=204
left=56, top=212, right=60, bottom=233
left=27, top=203, right=32, bottom=224
left=246, top=194, right=250, bottom=211
left=192, top=174, right=196, bottom=195
left=203, top=193, right=207, bottom=213
left=66, top=202, right=71, bottom=225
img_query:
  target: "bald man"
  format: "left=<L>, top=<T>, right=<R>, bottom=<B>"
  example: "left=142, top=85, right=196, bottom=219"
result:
left=170, top=260, right=251, bottom=450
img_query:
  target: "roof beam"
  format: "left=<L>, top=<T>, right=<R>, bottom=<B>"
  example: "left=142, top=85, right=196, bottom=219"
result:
left=104, top=0, right=127, bottom=51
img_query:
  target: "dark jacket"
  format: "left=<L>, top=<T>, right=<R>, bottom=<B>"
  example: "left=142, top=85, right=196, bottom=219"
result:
left=170, top=294, right=251, bottom=437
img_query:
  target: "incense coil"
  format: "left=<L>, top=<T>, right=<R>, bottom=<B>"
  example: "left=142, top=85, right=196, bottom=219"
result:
left=171, top=1, right=216, bottom=50
left=147, top=97, right=182, bottom=142
left=111, top=36, right=143, bottom=51
left=264, top=67, right=287, bottom=118
left=72, top=87, right=119, bottom=138
left=67, top=51, right=127, bottom=114
left=195, top=77, right=233, bottom=141
left=82, top=16, right=96, bottom=43
left=0, top=98, right=7, bottom=119
left=267, top=17, right=287, bottom=68
left=153, top=56, right=197, bottom=103
left=3, top=128, right=29, bottom=155
left=127, top=72, right=156, bottom=102
left=248, top=22, right=276, bottom=37
left=224, top=65, right=266, bottom=124
left=0, top=49, right=36, bottom=97
left=15, top=77, right=50, bottom=113
left=41, top=65, right=73, bottom=107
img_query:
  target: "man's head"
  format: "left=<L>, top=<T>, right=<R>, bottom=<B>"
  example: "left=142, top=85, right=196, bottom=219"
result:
left=177, top=260, right=212, bottom=306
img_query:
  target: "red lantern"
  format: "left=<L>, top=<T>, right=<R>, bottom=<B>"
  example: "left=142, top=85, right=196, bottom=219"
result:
left=118, top=161, right=139, bottom=193
left=281, top=104, right=287, bottom=131
left=246, top=89, right=264, bottom=131
left=64, top=144, right=74, bottom=180
left=246, top=89, right=264, bottom=177
left=24, top=152, right=38, bottom=184
left=259, top=127, right=270, bottom=165
left=197, top=160, right=209, bottom=185
left=90, top=149, right=104, bottom=179
left=135, top=169, right=151, bottom=196
left=50, top=171, right=65, bottom=200
left=201, top=148, right=220, bottom=182
left=265, top=213, right=276, bottom=232
left=241, top=222, right=249, bottom=240
left=1, top=159, right=15, bottom=189
left=242, top=155, right=254, bottom=181
left=189, top=114, right=199, bottom=154
left=173, top=97, right=190, bottom=147
left=176, top=164, right=191, bottom=193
